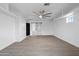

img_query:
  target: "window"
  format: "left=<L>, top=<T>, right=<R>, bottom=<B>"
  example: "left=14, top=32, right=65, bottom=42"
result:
left=66, top=12, right=74, bottom=23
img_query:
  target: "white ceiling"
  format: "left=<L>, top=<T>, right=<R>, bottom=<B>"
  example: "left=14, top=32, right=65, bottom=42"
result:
left=0, top=3, right=79, bottom=21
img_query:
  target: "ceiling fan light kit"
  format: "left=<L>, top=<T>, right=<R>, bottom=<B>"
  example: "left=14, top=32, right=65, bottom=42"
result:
left=33, top=3, right=52, bottom=19
left=39, top=15, right=42, bottom=18
left=33, top=10, right=52, bottom=19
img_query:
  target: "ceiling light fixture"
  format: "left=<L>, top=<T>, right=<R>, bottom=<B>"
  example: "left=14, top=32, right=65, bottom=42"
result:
left=33, top=10, right=52, bottom=19
left=39, top=15, right=42, bottom=18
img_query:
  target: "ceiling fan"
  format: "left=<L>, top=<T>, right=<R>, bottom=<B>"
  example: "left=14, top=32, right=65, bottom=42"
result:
left=33, top=10, right=52, bottom=19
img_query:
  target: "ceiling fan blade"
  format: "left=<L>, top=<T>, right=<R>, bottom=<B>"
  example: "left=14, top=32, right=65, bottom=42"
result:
left=33, top=11, right=40, bottom=16
left=44, top=16, right=51, bottom=17
left=40, top=10, right=45, bottom=14
left=43, top=13, right=52, bottom=16
left=46, top=16, right=51, bottom=17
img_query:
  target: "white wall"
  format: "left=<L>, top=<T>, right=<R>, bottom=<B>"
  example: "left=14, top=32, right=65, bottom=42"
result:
left=17, top=17, right=26, bottom=42
left=0, top=3, right=9, bottom=10
left=0, top=10, right=16, bottom=50
left=40, top=20, right=54, bottom=35
left=0, top=8, right=26, bottom=50
left=52, top=7, right=79, bottom=48
left=30, top=20, right=54, bottom=35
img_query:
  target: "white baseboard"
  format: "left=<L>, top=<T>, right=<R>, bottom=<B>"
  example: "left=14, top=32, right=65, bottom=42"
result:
left=53, top=34, right=79, bottom=48
left=16, top=37, right=26, bottom=42
left=0, top=40, right=16, bottom=51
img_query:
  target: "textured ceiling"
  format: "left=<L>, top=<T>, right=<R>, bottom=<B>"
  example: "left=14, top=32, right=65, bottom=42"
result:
left=0, top=3, right=79, bottom=21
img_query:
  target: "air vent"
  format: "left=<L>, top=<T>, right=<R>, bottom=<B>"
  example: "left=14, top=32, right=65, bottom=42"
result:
left=44, top=3, right=50, bottom=6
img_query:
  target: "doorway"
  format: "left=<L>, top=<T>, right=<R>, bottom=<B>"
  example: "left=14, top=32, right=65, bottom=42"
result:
left=26, top=23, right=30, bottom=36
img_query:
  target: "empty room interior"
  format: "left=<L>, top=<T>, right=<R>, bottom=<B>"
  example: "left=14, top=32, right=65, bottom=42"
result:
left=0, top=3, right=79, bottom=56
